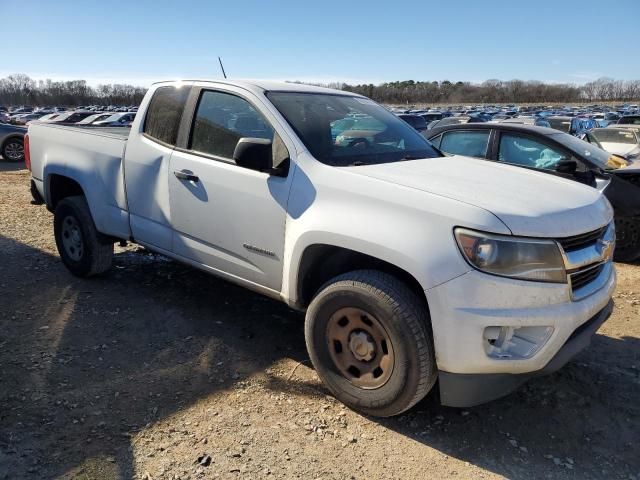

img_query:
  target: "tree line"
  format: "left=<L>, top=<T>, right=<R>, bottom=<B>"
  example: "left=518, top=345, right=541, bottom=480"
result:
left=319, top=78, right=640, bottom=105
left=0, top=74, right=147, bottom=107
left=2, top=73, right=639, bottom=107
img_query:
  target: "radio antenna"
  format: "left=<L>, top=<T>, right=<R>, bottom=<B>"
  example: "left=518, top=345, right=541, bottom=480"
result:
left=218, top=57, right=227, bottom=79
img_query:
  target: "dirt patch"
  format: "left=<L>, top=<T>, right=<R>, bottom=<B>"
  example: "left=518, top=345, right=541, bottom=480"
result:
left=0, top=169, right=638, bottom=480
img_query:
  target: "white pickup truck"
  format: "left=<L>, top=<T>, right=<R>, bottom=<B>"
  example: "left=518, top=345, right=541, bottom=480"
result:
left=26, top=80, right=616, bottom=416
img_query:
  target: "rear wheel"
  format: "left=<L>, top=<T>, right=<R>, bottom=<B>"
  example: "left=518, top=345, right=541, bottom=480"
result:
left=305, top=270, right=437, bottom=417
left=54, top=196, right=113, bottom=277
left=2, top=138, right=24, bottom=162
left=614, top=216, right=640, bottom=262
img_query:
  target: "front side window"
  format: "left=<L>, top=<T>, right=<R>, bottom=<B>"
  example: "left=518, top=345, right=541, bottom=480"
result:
left=143, top=86, right=190, bottom=146
left=440, top=130, right=490, bottom=158
left=267, top=92, right=440, bottom=166
left=190, top=90, right=274, bottom=159
left=498, top=133, right=565, bottom=170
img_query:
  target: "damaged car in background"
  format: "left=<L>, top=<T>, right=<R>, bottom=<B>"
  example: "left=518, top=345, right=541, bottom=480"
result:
left=584, top=127, right=640, bottom=161
left=427, top=122, right=640, bottom=261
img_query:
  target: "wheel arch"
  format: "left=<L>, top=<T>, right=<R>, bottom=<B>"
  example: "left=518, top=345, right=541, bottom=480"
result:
left=46, top=174, right=85, bottom=212
left=294, top=243, right=428, bottom=311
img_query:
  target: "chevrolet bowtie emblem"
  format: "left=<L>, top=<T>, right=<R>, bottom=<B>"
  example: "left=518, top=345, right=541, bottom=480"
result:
left=597, top=238, right=614, bottom=262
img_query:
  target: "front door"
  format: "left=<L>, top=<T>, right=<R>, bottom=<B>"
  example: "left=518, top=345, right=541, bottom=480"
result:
left=168, top=87, right=293, bottom=291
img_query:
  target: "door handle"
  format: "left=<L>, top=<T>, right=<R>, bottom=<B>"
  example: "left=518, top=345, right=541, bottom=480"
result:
left=174, top=170, right=199, bottom=182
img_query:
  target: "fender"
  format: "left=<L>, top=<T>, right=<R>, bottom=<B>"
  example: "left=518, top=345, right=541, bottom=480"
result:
left=44, top=162, right=131, bottom=240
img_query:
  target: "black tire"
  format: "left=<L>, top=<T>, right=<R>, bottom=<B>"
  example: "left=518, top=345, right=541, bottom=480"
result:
left=614, top=216, right=640, bottom=262
left=54, top=196, right=113, bottom=277
left=30, top=180, right=44, bottom=205
left=2, top=137, right=24, bottom=162
left=305, top=270, right=437, bottom=417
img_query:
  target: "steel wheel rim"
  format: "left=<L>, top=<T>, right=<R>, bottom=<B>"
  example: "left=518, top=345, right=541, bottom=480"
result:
left=61, top=215, right=83, bottom=261
left=4, top=142, right=24, bottom=161
left=326, top=307, right=395, bottom=389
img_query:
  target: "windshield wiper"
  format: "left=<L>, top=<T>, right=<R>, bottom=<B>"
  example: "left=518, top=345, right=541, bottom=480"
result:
left=399, top=155, right=423, bottom=161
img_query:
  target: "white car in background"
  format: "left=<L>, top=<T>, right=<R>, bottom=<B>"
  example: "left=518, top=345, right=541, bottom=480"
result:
left=76, top=113, right=113, bottom=125
left=26, top=113, right=61, bottom=125
left=92, top=112, right=136, bottom=127
left=13, top=112, right=48, bottom=125
left=586, top=127, right=640, bottom=160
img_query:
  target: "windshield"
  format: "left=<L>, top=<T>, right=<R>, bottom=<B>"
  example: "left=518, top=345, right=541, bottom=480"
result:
left=591, top=129, right=637, bottom=145
left=547, top=118, right=572, bottom=132
left=551, top=132, right=613, bottom=169
left=266, top=92, right=441, bottom=166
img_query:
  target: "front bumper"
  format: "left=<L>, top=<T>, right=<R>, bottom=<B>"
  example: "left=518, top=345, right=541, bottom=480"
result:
left=425, top=263, right=615, bottom=375
left=438, top=299, right=613, bottom=407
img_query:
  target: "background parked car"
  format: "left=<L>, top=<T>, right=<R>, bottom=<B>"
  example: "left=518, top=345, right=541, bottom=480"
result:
left=495, top=116, right=551, bottom=127
left=592, top=112, right=620, bottom=127
left=13, top=112, right=47, bottom=125
left=427, top=115, right=488, bottom=130
left=91, top=112, right=136, bottom=127
left=547, top=116, right=596, bottom=136
left=0, top=123, right=27, bottom=162
left=48, top=111, right=97, bottom=124
left=426, top=122, right=640, bottom=261
left=76, top=113, right=114, bottom=125
left=618, top=115, right=640, bottom=125
left=584, top=127, right=640, bottom=161
left=417, top=111, right=445, bottom=123
left=28, top=113, right=61, bottom=124
left=396, top=113, right=428, bottom=133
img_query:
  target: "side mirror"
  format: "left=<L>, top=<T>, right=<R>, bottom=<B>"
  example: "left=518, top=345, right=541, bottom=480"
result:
left=234, top=137, right=290, bottom=176
left=233, top=137, right=274, bottom=173
left=556, top=159, right=578, bottom=174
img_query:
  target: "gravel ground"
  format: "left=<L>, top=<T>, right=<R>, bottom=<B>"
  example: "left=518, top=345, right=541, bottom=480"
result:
left=0, top=168, right=638, bottom=480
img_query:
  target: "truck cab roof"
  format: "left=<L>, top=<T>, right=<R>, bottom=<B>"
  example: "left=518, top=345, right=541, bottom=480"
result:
left=151, top=79, right=360, bottom=97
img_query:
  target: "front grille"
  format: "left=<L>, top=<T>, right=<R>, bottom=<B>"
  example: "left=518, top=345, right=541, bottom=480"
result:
left=569, top=263, right=605, bottom=291
left=556, top=224, right=613, bottom=300
left=557, top=227, right=607, bottom=252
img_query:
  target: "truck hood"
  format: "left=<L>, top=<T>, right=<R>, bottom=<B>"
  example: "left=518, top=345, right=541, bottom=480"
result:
left=344, top=155, right=612, bottom=237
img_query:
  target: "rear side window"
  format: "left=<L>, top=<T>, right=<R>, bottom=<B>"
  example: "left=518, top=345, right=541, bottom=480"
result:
left=143, top=86, right=190, bottom=145
left=440, top=130, right=490, bottom=158
left=189, top=90, right=273, bottom=160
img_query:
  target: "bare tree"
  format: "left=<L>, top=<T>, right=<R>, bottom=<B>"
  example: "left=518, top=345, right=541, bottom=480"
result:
left=0, top=74, right=147, bottom=107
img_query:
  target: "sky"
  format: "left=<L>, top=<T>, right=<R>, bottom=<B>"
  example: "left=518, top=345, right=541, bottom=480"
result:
left=1, top=0, right=638, bottom=87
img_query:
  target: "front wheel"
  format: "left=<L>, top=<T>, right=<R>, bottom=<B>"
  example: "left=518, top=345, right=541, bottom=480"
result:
left=614, top=216, right=640, bottom=262
left=305, top=270, right=437, bottom=417
left=54, top=196, right=114, bottom=277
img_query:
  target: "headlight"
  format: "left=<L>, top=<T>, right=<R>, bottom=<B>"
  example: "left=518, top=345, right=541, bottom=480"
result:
left=454, top=228, right=566, bottom=283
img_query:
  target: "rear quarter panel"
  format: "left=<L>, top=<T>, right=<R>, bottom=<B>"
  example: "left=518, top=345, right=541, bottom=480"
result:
left=28, top=123, right=131, bottom=239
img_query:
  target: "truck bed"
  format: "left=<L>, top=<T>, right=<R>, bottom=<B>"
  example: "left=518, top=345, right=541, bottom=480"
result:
left=28, top=121, right=131, bottom=240
left=32, top=123, right=131, bottom=140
